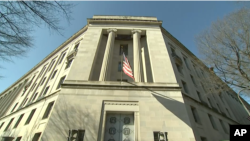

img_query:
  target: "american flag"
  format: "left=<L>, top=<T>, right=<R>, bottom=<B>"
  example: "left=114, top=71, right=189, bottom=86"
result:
left=123, top=53, right=134, bottom=80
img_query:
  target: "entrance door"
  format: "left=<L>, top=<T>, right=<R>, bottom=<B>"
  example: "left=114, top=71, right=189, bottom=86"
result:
left=104, top=113, right=135, bottom=141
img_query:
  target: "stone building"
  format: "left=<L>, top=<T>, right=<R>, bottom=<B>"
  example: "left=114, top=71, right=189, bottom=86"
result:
left=0, top=15, right=249, bottom=141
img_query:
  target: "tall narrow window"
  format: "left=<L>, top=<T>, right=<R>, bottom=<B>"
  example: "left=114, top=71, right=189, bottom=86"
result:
left=0, top=122, right=4, bottom=129
left=197, top=91, right=202, bottom=101
left=120, top=44, right=128, bottom=55
left=183, top=57, right=190, bottom=69
left=208, top=114, right=217, bottom=130
left=226, top=108, right=231, bottom=117
left=43, top=86, right=50, bottom=96
left=23, top=98, right=28, bottom=106
left=30, top=83, right=37, bottom=92
left=13, top=114, right=24, bottom=128
left=51, top=70, right=57, bottom=80
left=32, top=93, right=38, bottom=101
left=65, top=59, right=73, bottom=69
left=38, top=66, right=46, bottom=78
left=11, top=103, right=18, bottom=112
left=32, top=132, right=41, bottom=141
left=181, top=81, right=188, bottom=94
left=201, top=83, right=206, bottom=92
left=4, top=118, right=14, bottom=131
left=118, top=62, right=122, bottom=72
left=191, top=107, right=201, bottom=124
left=48, top=60, right=55, bottom=72
left=42, top=101, right=55, bottom=119
left=57, top=76, right=66, bottom=89
left=190, top=75, right=196, bottom=86
left=58, top=52, right=66, bottom=65
left=176, top=63, right=182, bottom=74
left=219, top=119, right=228, bottom=133
left=74, top=43, right=79, bottom=51
left=25, top=109, right=36, bottom=125
left=40, top=77, right=46, bottom=86
left=200, top=137, right=207, bottom=141
left=207, top=98, right=212, bottom=107
left=217, top=103, right=221, bottom=112
left=219, top=93, right=225, bottom=104
left=16, top=137, right=22, bottom=141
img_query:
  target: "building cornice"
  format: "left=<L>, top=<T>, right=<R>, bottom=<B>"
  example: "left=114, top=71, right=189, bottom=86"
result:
left=0, top=25, right=89, bottom=95
left=87, top=18, right=162, bottom=26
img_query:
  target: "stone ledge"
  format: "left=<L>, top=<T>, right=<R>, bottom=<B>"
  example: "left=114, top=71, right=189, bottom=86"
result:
left=62, top=80, right=181, bottom=91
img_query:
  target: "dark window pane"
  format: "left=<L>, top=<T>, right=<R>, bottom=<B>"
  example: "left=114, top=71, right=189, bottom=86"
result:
left=118, top=62, right=122, bottom=72
left=42, top=101, right=54, bottom=119
left=14, top=114, right=24, bottom=128
left=120, top=45, right=128, bottom=55
left=65, top=59, right=73, bottom=69
left=4, top=118, right=14, bottom=131
left=51, top=70, right=57, bottom=80
left=58, top=52, right=66, bottom=65
left=32, top=132, right=41, bottom=141
left=57, top=76, right=66, bottom=89
left=25, top=109, right=36, bottom=125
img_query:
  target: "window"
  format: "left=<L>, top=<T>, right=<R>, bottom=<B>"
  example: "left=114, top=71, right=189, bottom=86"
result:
left=207, top=98, right=212, bottom=107
left=217, top=103, right=221, bottom=112
left=48, top=60, right=55, bottom=72
left=183, top=57, right=190, bottom=69
left=226, top=108, right=231, bottom=117
left=57, top=76, right=66, bottom=89
left=74, top=43, right=79, bottom=51
left=153, top=131, right=167, bottom=141
left=38, top=66, right=46, bottom=78
left=208, top=114, right=217, bottom=130
left=197, top=91, right=202, bottom=101
left=13, top=114, right=24, bottom=128
left=0, top=122, right=4, bottom=129
left=193, top=64, right=200, bottom=77
left=201, top=83, right=206, bottom=92
left=43, top=86, right=50, bottom=96
left=219, top=119, right=228, bottom=133
left=58, top=52, right=66, bottom=65
left=30, top=83, right=37, bottom=92
left=200, top=137, right=207, bottom=141
left=65, top=59, right=73, bottom=69
left=42, top=101, right=54, bottom=119
left=175, top=63, right=182, bottom=74
left=181, top=81, right=188, bottom=94
left=120, top=44, right=128, bottom=55
left=32, top=132, right=41, bottom=141
left=191, top=107, right=201, bottom=124
left=40, top=77, right=46, bottom=86
left=25, top=109, right=36, bottom=125
left=170, top=47, right=175, bottom=53
left=219, top=93, right=224, bottom=104
left=32, top=93, right=38, bottom=101
left=4, top=118, right=14, bottom=131
left=23, top=98, right=28, bottom=106
left=11, top=103, right=18, bottom=112
left=118, top=62, right=122, bottom=72
left=51, top=70, right=57, bottom=80
left=15, top=137, right=22, bottom=141
left=190, top=75, right=196, bottom=86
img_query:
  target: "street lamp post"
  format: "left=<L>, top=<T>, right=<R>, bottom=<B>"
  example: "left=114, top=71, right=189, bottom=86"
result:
left=237, top=87, right=250, bottom=116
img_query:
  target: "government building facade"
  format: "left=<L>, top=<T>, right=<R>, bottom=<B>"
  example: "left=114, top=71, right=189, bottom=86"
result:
left=0, top=16, right=249, bottom=141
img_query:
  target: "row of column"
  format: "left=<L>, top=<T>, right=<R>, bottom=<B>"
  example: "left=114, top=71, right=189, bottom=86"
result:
left=99, top=29, right=146, bottom=82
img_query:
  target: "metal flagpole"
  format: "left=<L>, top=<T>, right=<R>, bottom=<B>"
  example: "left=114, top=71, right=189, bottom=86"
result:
left=120, top=46, right=123, bottom=83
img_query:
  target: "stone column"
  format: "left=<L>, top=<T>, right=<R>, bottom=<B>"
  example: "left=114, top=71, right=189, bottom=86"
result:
left=141, top=47, right=147, bottom=82
left=99, top=29, right=117, bottom=81
left=132, top=30, right=142, bottom=82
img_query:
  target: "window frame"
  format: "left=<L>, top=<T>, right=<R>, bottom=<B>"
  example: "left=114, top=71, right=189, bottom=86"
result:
left=42, top=101, right=55, bottom=119
left=25, top=109, right=36, bottom=125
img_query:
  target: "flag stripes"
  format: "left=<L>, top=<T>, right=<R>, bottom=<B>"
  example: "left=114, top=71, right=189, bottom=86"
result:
left=123, top=53, right=134, bottom=80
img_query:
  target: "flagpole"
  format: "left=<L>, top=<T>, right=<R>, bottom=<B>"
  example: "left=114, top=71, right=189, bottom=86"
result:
left=120, top=46, right=123, bottom=84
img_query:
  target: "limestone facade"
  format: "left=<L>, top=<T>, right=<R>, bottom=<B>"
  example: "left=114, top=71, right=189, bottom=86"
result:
left=0, top=15, right=249, bottom=141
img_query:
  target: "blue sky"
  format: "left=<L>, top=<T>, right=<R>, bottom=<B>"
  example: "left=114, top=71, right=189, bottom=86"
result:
left=0, top=2, right=247, bottom=98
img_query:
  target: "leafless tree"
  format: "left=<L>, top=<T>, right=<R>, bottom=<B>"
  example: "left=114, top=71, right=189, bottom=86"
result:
left=0, top=1, right=73, bottom=62
left=196, top=8, right=250, bottom=96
